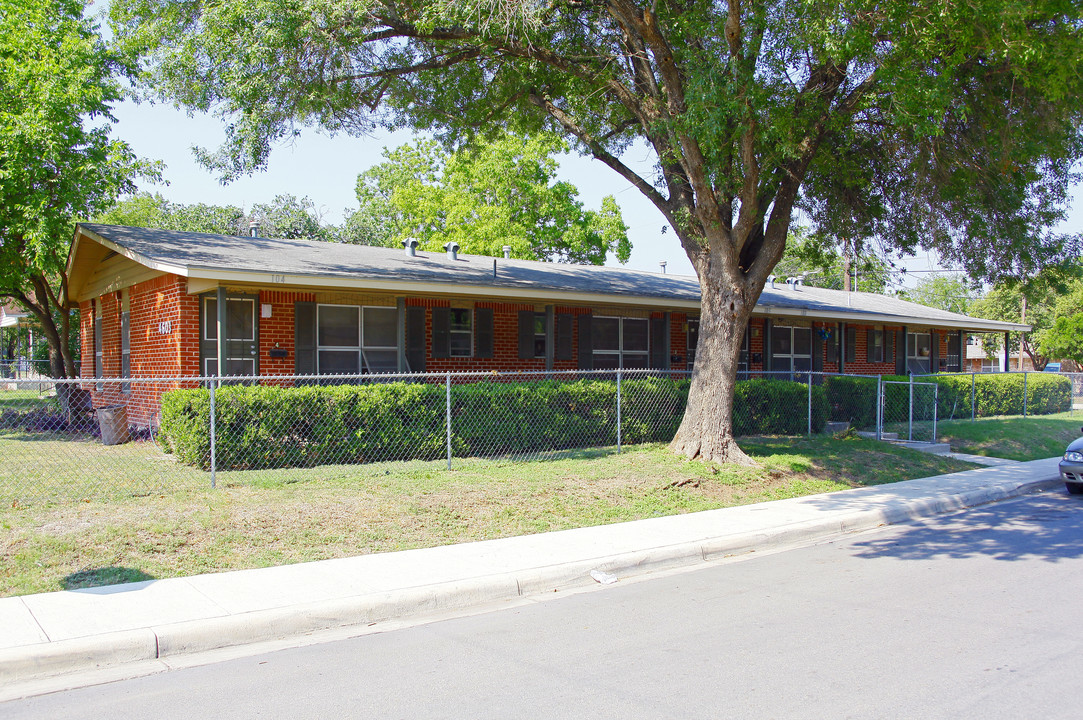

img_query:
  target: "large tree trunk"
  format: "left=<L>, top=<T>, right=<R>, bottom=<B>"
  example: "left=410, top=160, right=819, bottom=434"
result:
left=670, top=268, right=758, bottom=465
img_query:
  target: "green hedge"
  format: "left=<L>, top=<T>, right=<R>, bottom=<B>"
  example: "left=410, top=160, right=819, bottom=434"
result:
left=822, top=372, right=1071, bottom=428
left=733, top=379, right=828, bottom=436
left=159, top=376, right=824, bottom=470
left=926, top=372, right=1071, bottom=419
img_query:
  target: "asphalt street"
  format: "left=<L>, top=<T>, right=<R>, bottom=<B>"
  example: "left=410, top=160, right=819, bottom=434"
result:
left=5, top=488, right=1083, bottom=719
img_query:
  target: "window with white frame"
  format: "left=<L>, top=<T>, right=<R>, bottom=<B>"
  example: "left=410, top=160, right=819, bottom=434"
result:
left=449, top=308, right=472, bottom=357
left=121, top=290, right=131, bottom=393
left=317, top=305, right=399, bottom=374
left=93, top=299, right=103, bottom=391
left=907, top=332, right=932, bottom=374
left=770, top=325, right=812, bottom=376
left=593, top=317, right=649, bottom=369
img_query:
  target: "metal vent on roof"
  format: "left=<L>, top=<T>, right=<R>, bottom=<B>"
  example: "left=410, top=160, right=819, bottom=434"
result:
left=402, top=238, right=420, bottom=257
left=443, top=241, right=460, bottom=260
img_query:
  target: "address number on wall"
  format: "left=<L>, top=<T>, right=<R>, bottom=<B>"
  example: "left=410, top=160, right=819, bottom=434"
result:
left=158, top=321, right=172, bottom=335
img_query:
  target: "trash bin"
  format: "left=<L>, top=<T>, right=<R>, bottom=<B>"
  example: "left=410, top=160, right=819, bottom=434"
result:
left=96, top=405, right=130, bottom=446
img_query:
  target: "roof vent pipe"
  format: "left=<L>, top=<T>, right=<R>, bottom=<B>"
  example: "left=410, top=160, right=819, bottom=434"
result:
left=402, top=238, right=419, bottom=257
left=786, top=276, right=797, bottom=288
left=443, top=241, right=460, bottom=260
left=502, top=245, right=512, bottom=259
left=659, top=261, right=667, bottom=274
left=768, top=275, right=776, bottom=289
left=249, top=221, right=260, bottom=238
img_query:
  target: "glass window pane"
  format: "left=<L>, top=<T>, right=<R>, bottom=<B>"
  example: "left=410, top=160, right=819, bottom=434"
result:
left=771, top=327, right=791, bottom=355
left=623, top=319, right=649, bottom=352
left=593, top=318, right=619, bottom=351
left=450, top=332, right=472, bottom=357
left=593, top=353, right=620, bottom=369
left=793, top=357, right=812, bottom=372
left=363, top=307, right=397, bottom=348
left=687, top=319, right=700, bottom=352
left=204, top=299, right=217, bottom=341
left=792, top=327, right=811, bottom=356
left=319, top=349, right=360, bottom=374
left=773, top=357, right=793, bottom=374
left=319, top=306, right=360, bottom=347
left=450, top=308, right=471, bottom=332
left=622, top=352, right=649, bottom=369
left=533, top=314, right=546, bottom=335
left=205, top=358, right=218, bottom=376
left=225, top=359, right=255, bottom=376
left=534, top=337, right=546, bottom=358
left=226, top=299, right=254, bottom=340
left=362, top=349, right=398, bottom=373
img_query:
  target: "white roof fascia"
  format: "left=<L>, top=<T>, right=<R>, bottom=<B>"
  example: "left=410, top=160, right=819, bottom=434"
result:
left=753, top=305, right=1029, bottom=332
left=184, top=266, right=704, bottom=310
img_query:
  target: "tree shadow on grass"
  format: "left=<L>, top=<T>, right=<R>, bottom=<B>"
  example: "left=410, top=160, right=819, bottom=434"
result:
left=62, top=567, right=156, bottom=591
left=848, top=491, right=1083, bottom=563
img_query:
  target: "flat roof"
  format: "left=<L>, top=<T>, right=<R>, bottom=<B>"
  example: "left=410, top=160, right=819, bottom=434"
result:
left=68, top=224, right=1030, bottom=333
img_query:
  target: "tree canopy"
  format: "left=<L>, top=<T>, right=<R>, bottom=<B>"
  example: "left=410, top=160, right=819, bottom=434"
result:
left=345, top=132, right=630, bottom=263
left=110, top=0, right=1083, bottom=461
left=969, top=265, right=1083, bottom=371
left=901, top=273, right=976, bottom=316
left=98, top=192, right=331, bottom=240
left=1035, top=282, right=1083, bottom=367
left=770, top=227, right=895, bottom=293
left=0, top=0, right=152, bottom=377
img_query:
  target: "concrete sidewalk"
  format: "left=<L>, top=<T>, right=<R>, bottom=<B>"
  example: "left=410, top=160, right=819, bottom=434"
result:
left=0, top=456, right=1064, bottom=691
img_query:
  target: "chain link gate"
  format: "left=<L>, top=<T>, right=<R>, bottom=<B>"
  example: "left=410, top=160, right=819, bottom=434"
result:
left=880, top=380, right=939, bottom=443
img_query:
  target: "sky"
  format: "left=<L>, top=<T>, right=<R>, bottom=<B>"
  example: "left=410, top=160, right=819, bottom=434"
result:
left=110, top=98, right=1083, bottom=289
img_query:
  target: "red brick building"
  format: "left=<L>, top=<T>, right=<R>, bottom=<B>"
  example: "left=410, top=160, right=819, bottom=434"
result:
left=65, top=224, right=1029, bottom=428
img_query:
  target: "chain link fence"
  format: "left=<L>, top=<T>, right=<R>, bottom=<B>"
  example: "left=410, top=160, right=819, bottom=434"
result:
left=1, top=368, right=1075, bottom=506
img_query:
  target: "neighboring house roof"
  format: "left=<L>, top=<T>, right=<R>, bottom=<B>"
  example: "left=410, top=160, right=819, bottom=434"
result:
left=0, top=303, right=28, bottom=329
left=66, top=223, right=1030, bottom=333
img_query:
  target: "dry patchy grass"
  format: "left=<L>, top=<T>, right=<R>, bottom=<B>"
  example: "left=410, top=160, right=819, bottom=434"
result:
left=0, top=437, right=977, bottom=597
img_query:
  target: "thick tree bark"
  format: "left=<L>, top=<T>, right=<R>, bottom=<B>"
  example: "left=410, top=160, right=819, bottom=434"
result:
left=670, top=265, right=759, bottom=465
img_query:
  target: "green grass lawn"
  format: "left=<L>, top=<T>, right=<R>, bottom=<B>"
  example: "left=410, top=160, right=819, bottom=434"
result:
left=0, top=434, right=977, bottom=597
left=935, top=412, right=1083, bottom=461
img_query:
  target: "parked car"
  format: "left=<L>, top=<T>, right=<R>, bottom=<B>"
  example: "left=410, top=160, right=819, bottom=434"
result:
left=1045, top=363, right=1062, bottom=373
left=1062, top=429, right=1083, bottom=495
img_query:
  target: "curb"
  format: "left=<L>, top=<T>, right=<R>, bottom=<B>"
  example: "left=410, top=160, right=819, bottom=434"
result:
left=0, top=474, right=1062, bottom=687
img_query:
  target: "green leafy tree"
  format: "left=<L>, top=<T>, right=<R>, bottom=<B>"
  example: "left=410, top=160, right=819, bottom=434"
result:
left=111, top=0, right=1083, bottom=461
left=0, top=0, right=153, bottom=377
left=1035, top=281, right=1083, bottom=367
left=771, top=228, right=895, bottom=293
left=969, top=266, right=1082, bottom=371
left=901, top=274, right=976, bottom=316
left=99, top=192, right=329, bottom=239
left=345, top=134, right=630, bottom=263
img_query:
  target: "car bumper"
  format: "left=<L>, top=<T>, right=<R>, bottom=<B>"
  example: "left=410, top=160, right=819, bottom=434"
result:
left=1061, top=460, right=1083, bottom=483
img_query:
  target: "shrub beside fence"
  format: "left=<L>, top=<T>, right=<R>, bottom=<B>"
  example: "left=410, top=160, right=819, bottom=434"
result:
left=160, top=374, right=826, bottom=471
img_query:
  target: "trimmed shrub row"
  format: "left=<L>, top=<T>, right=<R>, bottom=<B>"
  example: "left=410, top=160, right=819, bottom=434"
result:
left=159, top=376, right=826, bottom=470
left=824, top=372, right=1071, bottom=428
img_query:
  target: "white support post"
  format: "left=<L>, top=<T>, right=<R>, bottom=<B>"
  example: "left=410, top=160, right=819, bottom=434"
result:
left=616, top=370, right=622, bottom=453
left=209, top=379, right=217, bottom=489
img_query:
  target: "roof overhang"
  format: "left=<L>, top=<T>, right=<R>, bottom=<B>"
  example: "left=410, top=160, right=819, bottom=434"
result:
left=66, top=223, right=1032, bottom=333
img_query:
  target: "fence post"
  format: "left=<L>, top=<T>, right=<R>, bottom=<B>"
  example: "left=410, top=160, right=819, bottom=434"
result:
left=908, top=374, right=914, bottom=442
left=807, top=374, right=812, bottom=436
left=971, top=372, right=976, bottom=422
left=209, top=378, right=217, bottom=489
left=446, top=372, right=452, bottom=470
left=933, top=383, right=939, bottom=443
left=616, top=370, right=622, bottom=453
left=1023, top=371, right=1028, bottom=418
